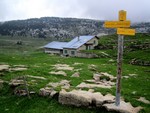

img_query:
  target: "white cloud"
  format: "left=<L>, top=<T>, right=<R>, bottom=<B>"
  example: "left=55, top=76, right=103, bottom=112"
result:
left=0, top=0, right=150, bottom=22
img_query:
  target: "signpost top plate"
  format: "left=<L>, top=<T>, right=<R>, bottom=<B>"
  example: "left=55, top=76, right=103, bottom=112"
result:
left=119, top=10, right=126, bottom=21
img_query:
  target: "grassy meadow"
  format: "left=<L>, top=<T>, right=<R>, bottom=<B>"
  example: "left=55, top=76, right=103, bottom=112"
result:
left=0, top=34, right=150, bottom=113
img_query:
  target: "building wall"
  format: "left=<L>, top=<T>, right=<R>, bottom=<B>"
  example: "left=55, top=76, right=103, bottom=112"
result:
left=44, top=48, right=62, bottom=54
left=63, top=37, right=98, bottom=57
left=63, top=49, right=77, bottom=56
left=78, top=37, right=98, bottom=51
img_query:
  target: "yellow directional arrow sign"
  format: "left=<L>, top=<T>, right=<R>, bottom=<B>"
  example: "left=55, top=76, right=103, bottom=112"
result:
left=104, top=21, right=130, bottom=28
left=117, top=28, right=135, bottom=36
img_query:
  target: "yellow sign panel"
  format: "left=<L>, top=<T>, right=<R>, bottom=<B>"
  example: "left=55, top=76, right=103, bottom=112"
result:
left=104, top=21, right=130, bottom=28
left=119, top=10, right=126, bottom=21
left=117, top=28, right=135, bottom=36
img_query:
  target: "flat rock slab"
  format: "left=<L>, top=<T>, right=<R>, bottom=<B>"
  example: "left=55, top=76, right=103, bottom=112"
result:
left=26, top=75, right=46, bottom=80
left=103, top=101, right=142, bottom=113
left=59, top=90, right=115, bottom=107
left=52, top=64, right=74, bottom=71
left=93, top=72, right=116, bottom=81
left=47, top=80, right=70, bottom=90
left=137, top=97, right=150, bottom=104
left=73, top=62, right=83, bottom=65
left=10, top=67, right=27, bottom=71
left=71, top=72, right=80, bottom=77
left=76, top=82, right=112, bottom=89
left=9, top=79, right=24, bottom=86
left=0, top=65, right=9, bottom=71
left=49, top=71, right=67, bottom=76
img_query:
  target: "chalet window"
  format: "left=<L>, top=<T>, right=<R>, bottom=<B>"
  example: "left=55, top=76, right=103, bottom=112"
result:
left=94, top=40, right=96, bottom=44
left=64, top=50, right=68, bottom=54
left=71, top=51, right=75, bottom=55
left=86, top=45, right=88, bottom=50
left=86, top=45, right=91, bottom=50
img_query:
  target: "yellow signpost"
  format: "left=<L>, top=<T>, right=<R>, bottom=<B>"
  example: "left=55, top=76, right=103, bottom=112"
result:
left=104, top=21, right=130, bottom=28
left=117, top=28, right=135, bottom=36
left=104, top=10, right=135, bottom=106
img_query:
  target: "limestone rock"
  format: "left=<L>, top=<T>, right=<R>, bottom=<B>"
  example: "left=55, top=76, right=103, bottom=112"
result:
left=49, top=71, right=67, bottom=76
left=0, top=65, right=9, bottom=72
left=52, top=64, right=74, bottom=71
left=47, top=80, right=70, bottom=90
left=14, top=89, right=35, bottom=96
left=103, top=101, right=142, bottom=113
left=39, top=87, right=57, bottom=97
left=9, top=79, right=24, bottom=87
left=76, top=82, right=112, bottom=89
left=93, top=72, right=116, bottom=81
left=10, top=67, right=27, bottom=71
left=88, top=64, right=97, bottom=71
left=27, top=75, right=46, bottom=80
left=137, top=97, right=150, bottom=104
left=73, top=62, right=83, bottom=65
left=71, top=72, right=80, bottom=77
left=59, top=90, right=115, bottom=107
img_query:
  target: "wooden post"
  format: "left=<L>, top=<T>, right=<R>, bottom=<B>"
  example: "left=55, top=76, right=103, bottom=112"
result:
left=115, top=35, right=124, bottom=106
left=104, top=10, right=135, bottom=106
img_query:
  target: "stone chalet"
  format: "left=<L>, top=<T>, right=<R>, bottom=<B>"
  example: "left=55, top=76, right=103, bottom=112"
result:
left=44, top=35, right=99, bottom=57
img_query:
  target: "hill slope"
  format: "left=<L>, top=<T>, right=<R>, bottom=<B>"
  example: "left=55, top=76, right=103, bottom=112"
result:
left=0, top=17, right=150, bottom=41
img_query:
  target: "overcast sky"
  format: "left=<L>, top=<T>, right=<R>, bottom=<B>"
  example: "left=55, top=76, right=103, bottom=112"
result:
left=0, top=0, right=150, bottom=22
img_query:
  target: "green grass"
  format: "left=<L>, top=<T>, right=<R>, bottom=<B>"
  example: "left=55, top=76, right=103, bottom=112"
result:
left=0, top=35, right=150, bottom=113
